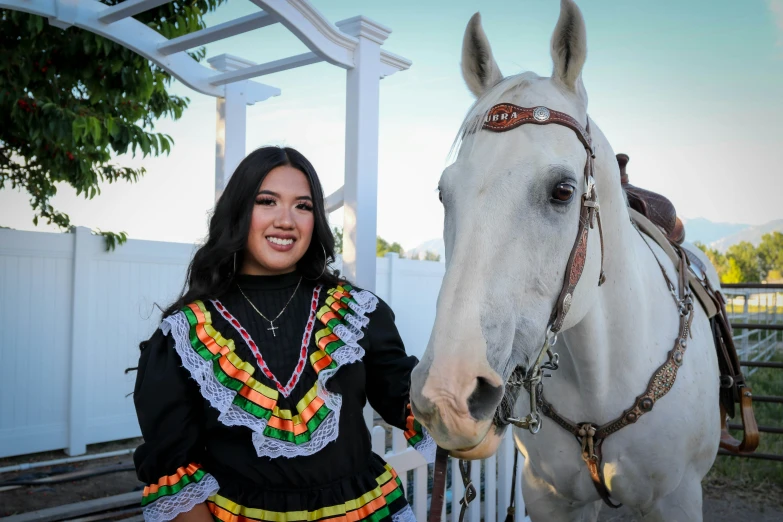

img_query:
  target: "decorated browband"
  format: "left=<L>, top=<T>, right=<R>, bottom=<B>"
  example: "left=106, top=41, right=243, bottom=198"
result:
left=481, top=103, right=593, bottom=154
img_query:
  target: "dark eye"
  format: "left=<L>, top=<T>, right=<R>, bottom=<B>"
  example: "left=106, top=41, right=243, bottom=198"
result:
left=255, top=197, right=275, bottom=206
left=551, top=183, right=575, bottom=203
left=438, top=190, right=443, bottom=203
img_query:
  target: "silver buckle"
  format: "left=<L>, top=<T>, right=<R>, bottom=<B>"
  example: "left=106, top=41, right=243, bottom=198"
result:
left=584, top=175, right=595, bottom=199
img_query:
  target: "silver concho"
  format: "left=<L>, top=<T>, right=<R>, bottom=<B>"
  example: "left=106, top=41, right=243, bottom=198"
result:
left=562, top=293, right=573, bottom=315
left=533, top=106, right=551, bottom=121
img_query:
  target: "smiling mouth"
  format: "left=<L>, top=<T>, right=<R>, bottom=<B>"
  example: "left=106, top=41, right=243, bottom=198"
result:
left=267, top=236, right=295, bottom=246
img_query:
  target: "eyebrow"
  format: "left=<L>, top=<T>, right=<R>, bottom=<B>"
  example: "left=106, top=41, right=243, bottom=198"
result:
left=257, top=190, right=312, bottom=201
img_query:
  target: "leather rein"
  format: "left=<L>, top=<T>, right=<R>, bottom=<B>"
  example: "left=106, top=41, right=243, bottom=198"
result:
left=427, top=103, right=697, bottom=517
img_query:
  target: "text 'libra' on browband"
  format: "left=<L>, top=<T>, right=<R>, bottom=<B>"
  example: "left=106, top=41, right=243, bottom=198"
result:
left=481, top=103, right=593, bottom=154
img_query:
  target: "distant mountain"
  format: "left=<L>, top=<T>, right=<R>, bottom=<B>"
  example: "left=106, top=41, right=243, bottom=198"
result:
left=407, top=238, right=446, bottom=262
left=710, top=219, right=783, bottom=252
left=681, top=217, right=750, bottom=246
left=408, top=218, right=782, bottom=260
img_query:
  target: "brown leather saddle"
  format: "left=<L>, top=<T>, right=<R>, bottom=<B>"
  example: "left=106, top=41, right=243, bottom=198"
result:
left=618, top=153, right=685, bottom=245
left=618, top=153, right=759, bottom=455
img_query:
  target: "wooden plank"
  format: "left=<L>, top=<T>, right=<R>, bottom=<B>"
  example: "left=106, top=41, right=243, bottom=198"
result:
left=0, top=492, right=140, bottom=522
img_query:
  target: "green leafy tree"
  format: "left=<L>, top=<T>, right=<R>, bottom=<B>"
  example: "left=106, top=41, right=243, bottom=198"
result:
left=694, top=241, right=730, bottom=281
left=376, top=236, right=404, bottom=258
left=725, top=241, right=762, bottom=282
left=330, top=228, right=405, bottom=259
left=423, top=250, right=441, bottom=262
left=757, top=231, right=783, bottom=280
left=767, top=269, right=782, bottom=282
left=332, top=226, right=343, bottom=255
left=0, top=1, right=225, bottom=249
left=722, top=258, right=743, bottom=284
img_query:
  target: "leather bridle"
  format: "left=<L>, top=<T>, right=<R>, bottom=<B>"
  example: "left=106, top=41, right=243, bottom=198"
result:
left=482, top=103, right=606, bottom=434
left=479, top=103, right=697, bottom=509
left=427, top=104, right=614, bottom=522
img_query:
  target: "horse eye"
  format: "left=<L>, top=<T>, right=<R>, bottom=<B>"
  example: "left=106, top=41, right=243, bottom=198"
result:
left=438, top=190, right=443, bottom=203
left=551, top=183, right=575, bottom=203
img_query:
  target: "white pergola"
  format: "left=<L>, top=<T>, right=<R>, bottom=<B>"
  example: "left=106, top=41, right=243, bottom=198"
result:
left=3, top=0, right=411, bottom=292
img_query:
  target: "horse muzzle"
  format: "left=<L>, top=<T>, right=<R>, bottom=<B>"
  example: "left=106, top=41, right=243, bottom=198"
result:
left=410, top=360, right=505, bottom=452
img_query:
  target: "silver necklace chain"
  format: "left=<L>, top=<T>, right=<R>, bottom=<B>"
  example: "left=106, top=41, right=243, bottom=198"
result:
left=237, top=277, right=302, bottom=337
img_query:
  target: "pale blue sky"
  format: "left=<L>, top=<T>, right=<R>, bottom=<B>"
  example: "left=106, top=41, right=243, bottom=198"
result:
left=2, top=0, right=781, bottom=250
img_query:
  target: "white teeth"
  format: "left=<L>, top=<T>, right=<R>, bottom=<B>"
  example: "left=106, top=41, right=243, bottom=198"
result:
left=267, top=237, right=294, bottom=246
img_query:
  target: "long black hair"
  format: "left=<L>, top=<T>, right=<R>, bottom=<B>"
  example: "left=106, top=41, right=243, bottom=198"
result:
left=163, top=146, right=342, bottom=318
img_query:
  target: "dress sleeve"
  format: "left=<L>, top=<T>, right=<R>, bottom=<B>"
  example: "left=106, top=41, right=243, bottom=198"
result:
left=133, top=327, right=220, bottom=522
left=363, top=297, right=436, bottom=464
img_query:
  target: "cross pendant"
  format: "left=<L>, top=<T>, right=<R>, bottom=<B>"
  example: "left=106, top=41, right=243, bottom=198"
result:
left=268, top=322, right=279, bottom=337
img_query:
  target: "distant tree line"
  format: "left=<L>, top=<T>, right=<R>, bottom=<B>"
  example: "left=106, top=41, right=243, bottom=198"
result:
left=694, top=232, right=783, bottom=283
left=331, top=227, right=440, bottom=262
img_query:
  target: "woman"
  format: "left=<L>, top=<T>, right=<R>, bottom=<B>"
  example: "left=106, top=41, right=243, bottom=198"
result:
left=133, top=147, right=434, bottom=522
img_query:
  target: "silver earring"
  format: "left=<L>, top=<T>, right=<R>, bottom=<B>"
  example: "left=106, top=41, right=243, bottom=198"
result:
left=316, top=244, right=328, bottom=279
left=233, top=252, right=237, bottom=274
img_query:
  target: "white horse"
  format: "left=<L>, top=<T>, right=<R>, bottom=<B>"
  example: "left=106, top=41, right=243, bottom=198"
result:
left=410, top=1, right=722, bottom=520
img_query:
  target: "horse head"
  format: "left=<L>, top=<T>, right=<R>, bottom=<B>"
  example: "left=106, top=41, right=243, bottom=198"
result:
left=410, top=0, right=611, bottom=458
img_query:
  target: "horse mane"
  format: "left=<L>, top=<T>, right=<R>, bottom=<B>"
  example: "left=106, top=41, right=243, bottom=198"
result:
left=449, top=71, right=541, bottom=162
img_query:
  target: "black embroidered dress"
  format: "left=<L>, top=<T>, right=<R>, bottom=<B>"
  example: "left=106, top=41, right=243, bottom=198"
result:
left=133, top=273, right=434, bottom=522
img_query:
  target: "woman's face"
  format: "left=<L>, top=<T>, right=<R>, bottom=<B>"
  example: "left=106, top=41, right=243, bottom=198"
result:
left=242, top=165, right=315, bottom=276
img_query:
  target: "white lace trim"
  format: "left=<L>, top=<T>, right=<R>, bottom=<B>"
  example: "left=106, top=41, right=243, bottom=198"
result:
left=392, top=504, right=417, bottom=522
left=346, top=289, right=378, bottom=316
left=413, top=426, right=438, bottom=464
left=163, top=313, right=269, bottom=438
left=344, top=310, right=369, bottom=330
left=162, top=289, right=376, bottom=459
left=254, top=317, right=367, bottom=458
left=142, top=473, right=219, bottom=522
left=413, top=427, right=437, bottom=465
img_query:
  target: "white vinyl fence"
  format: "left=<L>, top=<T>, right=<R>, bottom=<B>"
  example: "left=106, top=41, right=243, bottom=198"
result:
left=0, top=227, right=528, bottom=521
left=374, top=425, right=528, bottom=522
left=0, top=227, right=194, bottom=458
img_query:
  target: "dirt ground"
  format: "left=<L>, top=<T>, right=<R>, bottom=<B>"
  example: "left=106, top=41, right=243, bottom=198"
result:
left=596, top=477, right=783, bottom=522
left=2, top=439, right=783, bottom=521
left=0, top=439, right=144, bottom=517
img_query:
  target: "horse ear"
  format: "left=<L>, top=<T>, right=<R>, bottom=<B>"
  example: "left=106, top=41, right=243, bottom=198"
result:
left=461, top=13, right=503, bottom=98
left=550, top=0, right=587, bottom=96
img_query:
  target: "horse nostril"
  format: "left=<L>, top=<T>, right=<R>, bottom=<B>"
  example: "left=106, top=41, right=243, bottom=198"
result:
left=410, top=394, right=435, bottom=425
left=467, top=376, right=505, bottom=421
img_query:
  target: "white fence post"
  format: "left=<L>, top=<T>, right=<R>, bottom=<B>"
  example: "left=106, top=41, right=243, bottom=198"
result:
left=66, top=227, right=92, bottom=456
left=497, top=433, right=512, bottom=521
left=392, top=429, right=409, bottom=493
left=385, top=252, right=398, bottom=305
left=469, top=458, right=481, bottom=521
left=413, top=459, right=428, bottom=522
left=451, top=455, right=464, bottom=522
left=484, top=453, right=497, bottom=522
